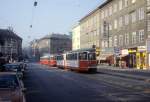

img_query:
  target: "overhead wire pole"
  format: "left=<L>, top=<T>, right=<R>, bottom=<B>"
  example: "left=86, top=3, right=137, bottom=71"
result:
left=26, top=0, right=38, bottom=50
left=30, top=1, right=38, bottom=28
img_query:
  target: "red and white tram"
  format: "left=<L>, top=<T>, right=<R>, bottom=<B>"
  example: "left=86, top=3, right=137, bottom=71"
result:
left=40, top=55, right=57, bottom=67
left=40, top=56, right=50, bottom=65
left=49, top=55, right=57, bottom=67
left=65, top=48, right=97, bottom=72
left=55, top=54, right=66, bottom=68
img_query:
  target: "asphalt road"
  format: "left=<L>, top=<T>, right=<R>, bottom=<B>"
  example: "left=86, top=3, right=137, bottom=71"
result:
left=24, top=63, right=150, bottom=102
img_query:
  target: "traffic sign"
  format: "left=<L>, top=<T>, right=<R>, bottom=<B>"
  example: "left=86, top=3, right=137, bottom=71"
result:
left=114, top=47, right=120, bottom=55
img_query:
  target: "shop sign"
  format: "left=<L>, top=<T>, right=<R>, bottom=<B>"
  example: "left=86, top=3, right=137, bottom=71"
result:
left=128, top=49, right=136, bottom=53
left=114, top=47, right=120, bottom=55
left=121, top=49, right=128, bottom=55
left=101, top=48, right=114, bottom=53
left=138, top=46, right=146, bottom=52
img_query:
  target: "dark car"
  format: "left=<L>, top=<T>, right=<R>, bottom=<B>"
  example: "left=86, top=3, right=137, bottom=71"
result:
left=0, top=72, right=26, bottom=102
left=3, top=63, right=24, bottom=79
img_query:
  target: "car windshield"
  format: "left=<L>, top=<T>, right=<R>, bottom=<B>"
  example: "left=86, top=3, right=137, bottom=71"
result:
left=0, top=75, right=19, bottom=89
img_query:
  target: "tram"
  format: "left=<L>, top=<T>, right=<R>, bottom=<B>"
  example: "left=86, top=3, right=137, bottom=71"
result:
left=55, top=54, right=66, bottom=68
left=65, top=48, right=97, bottom=72
left=49, top=55, right=57, bottom=67
left=40, top=56, right=50, bottom=65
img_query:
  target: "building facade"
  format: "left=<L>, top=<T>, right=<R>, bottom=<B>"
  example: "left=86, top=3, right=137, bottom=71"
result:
left=80, top=8, right=101, bottom=49
left=72, top=24, right=80, bottom=50
left=78, top=0, right=150, bottom=69
left=98, top=0, right=148, bottom=69
left=37, top=33, right=72, bottom=56
left=0, top=29, right=22, bottom=61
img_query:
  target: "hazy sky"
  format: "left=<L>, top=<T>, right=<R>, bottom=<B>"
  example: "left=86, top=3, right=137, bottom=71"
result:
left=0, top=0, right=104, bottom=47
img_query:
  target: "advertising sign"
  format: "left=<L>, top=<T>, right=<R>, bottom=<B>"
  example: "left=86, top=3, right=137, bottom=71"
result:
left=114, top=47, right=120, bottom=55
left=121, top=49, right=128, bottom=55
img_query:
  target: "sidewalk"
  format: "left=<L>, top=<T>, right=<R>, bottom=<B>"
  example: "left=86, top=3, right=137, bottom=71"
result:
left=97, top=65, right=150, bottom=82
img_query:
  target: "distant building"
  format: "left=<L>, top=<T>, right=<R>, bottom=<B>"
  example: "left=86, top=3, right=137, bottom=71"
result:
left=30, top=39, right=40, bottom=61
left=37, top=33, right=72, bottom=56
left=0, top=29, right=22, bottom=61
left=72, top=24, right=80, bottom=50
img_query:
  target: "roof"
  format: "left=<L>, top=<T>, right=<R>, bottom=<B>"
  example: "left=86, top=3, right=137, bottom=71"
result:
left=79, top=0, right=112, bottom=22
left=0, top=29, right=22, bottom=40
left=66, top=48, right=96, bottom=53
left=40, top=33, right=71, bottom=40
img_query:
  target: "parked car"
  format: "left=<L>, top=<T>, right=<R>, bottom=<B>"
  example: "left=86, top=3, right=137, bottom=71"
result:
left=0, top=72, right=26, bottom=102
left=3, top=63, right=24, bottom=79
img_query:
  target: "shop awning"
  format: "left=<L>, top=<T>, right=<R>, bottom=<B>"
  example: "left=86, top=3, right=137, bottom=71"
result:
left=118, top=54, right=128, bottom=58
left=99, top=54, right=113, bottom=60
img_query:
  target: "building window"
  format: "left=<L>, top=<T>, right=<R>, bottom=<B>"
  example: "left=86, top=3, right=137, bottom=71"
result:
left=114, top=36, right=118, bottom=46
left=119, top=16, right=123, bottom=27
left=101, top=10, right=104, bottom=19
left=138, top=7, right=145, bottom=20
left=119, top=0, right=123, bottom=10
left=147, top=0, right=150, bottom=6
left=113, top=4, right=117, bottom=13
left=125, top=14, right=129, bottom=25
left=132, top=0, right=136, bottom=4
left=109, top=23, right=112, bottom=31
left=148, top=19, right=150, bottom=31
left=125, top=33, right=129, bottom=45
left=125, top=0, right=128, bottom=7
left=131, top=11, right=136, bottom=23
left=119, top=35, right=123, bottom=46
left=109, top=37, right=113, bottom=47
left=104, top=41, right=108, bottom=47
left=132, top=32, right=136, bottom=44
left=114, top=19, right=118, bottom=29
left=102, top=41, right=105, bottom=47
left=139, top=30, right=144, bottom=42
left=109, top=6, right=112, bottom=16
left=105, top=9, right=108, bottom=18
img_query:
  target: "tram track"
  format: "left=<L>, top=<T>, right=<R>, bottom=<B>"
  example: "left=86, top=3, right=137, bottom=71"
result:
left=46, top=68, right=150, bottom=101
left=82, top=73, right=150, bottom=98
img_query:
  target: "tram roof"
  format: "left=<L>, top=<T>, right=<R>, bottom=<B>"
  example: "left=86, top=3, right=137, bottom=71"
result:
left=66, top=48, right=96, bottom=53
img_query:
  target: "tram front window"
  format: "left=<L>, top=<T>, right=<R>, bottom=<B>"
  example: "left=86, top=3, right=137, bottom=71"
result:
left=79, top=52, right=87, bottom=60
left=88, top=53, right=96, bottom=60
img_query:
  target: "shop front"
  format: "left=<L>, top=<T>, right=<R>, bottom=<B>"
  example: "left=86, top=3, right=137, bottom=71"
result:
left=136, top=46, right=146, bottom=69
left=99, top=48, right=114, bottom=65
left=128, top=48, right=137, bottom=68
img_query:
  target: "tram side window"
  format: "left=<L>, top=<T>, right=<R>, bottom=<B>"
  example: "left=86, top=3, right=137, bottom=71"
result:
left=66, top=53, right=77, bottom=60
left=79, top=52, right=87, bottom=60
left=72, top=53, right=77, bottom=60
left=88, top=53, right=96, bottom=60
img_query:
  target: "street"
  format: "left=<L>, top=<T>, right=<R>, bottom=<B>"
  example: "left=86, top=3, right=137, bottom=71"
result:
left=24, top=63, right=150, bottom=102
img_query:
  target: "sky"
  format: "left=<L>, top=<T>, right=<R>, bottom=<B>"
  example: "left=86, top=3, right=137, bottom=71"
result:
left=0, top=0, right=105, bottom=47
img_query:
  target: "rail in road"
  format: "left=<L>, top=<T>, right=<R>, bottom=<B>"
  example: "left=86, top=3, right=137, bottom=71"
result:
left=24, top=63, right=150, bottom=102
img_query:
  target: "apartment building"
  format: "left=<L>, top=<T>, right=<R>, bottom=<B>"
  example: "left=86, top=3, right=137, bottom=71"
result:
left=79, top=0, right=150, bottom=69
left=0, top=29, right=22, bottom=61
left=72, top=24, right=80, bottom=50
left=80, top=8, right=101, bottom=49
left=37, top=33, right=72, bottom=56
left=98, top=0, right=148, bottom=69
